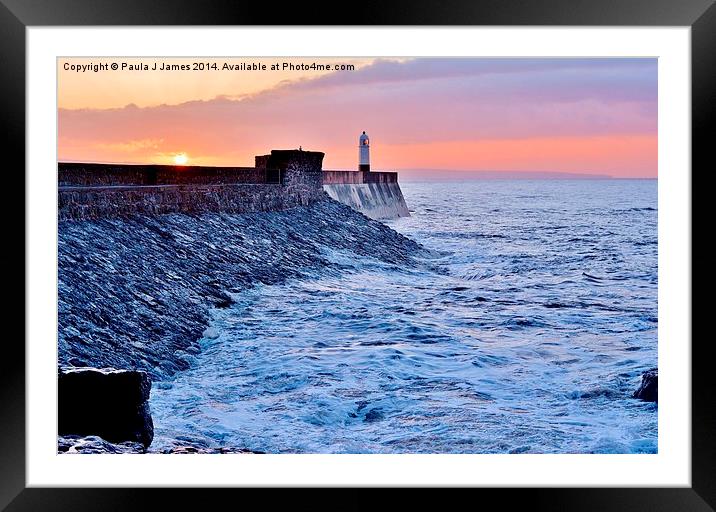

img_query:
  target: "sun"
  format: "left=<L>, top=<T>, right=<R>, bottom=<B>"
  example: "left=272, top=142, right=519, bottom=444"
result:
left=173, top=153, right=188, bottom=165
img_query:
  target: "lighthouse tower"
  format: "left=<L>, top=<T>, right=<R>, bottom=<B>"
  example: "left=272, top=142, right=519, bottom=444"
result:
left=359, top=131, right=370, bottom=172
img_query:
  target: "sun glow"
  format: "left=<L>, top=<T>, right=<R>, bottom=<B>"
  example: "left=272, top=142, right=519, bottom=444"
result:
left=173, top=153, right=188, bottom=165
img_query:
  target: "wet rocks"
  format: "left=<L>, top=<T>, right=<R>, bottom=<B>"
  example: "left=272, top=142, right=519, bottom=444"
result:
left=58, top=435, right=145, bottom=454
left=58, top=368, right=154, bottom=448
left=364, top=408, right=385, bottom=423
left=571, top=387, right=622, bottom=400
left=633, top=368, right=658, bottom=402
left=58, top=435, right=259, bottom=456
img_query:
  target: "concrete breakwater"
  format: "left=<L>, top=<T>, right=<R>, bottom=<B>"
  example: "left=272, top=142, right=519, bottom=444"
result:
left=59, top=183, right=317, bottom=221
left=57, top=149, right=419, bottom=450
left=58, top=150, right=410, bottom=221
left=58, top=150, right=327, bottom=221
left=58, top=199, right=426, bottom=381
left=323, top=169, right=410, bottom=220
left=323, top=182, right=410, bottom=220
left=57, top=151, right=417, bottom=379
left=57, top=152, right=418, bottom=379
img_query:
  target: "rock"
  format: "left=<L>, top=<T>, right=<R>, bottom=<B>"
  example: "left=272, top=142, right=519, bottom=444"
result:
left=58, top=367, right=154, bottom=448
left=202, top=327, right=220, bottom=339
left=364, top=408, right=384, bottom=423
left=57, top=433, right=259, bottom=454
left=633, top=368, right=658, bottom=402
left=58, top=435, right=145, bottom=454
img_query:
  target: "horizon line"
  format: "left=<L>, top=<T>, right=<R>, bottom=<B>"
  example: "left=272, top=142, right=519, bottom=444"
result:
left=57, top=159, right=658, bottom=180
left=56, top=160, right=661, bottom=179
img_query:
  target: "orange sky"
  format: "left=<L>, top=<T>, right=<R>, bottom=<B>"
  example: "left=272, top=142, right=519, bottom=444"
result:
left=58, top=57, right=379, bottom=110
left=58, top=57, right=658, bottom=177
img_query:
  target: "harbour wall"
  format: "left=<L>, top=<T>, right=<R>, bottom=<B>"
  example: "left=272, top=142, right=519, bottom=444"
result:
left=58, top=200, right=425, bottom=381
left=58, top=150, right=326, bottom=221
left=56, top=150, right=418, bottom=451
left=322, top=169, right=409, bottom=220
left=58, top=184, right=319, bottom=222
left=322, top=169, right=399, bottom=185
left=58, top=152, right=410, bottom=222
left=58, top=163, right=268, bottom=187
left=323, top=182, right=410, bottom=220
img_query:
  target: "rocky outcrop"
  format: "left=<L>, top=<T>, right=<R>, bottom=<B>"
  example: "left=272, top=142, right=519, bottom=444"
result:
left=633, top=368, right=658, bottom=402
left=58, top=200, right=426, bottom=381
left=58, top=368, right=154, bottom=448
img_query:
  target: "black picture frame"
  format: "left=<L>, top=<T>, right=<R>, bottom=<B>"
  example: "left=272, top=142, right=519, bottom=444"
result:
left=3, top=0, right=713, bottom=508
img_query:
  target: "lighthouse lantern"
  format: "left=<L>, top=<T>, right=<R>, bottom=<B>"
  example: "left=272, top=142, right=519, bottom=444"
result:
left=359, top=131, right=370, bottom=172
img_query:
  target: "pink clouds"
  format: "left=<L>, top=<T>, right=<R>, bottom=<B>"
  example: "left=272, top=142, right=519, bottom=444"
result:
left=58, top=58, right=657, bottom=177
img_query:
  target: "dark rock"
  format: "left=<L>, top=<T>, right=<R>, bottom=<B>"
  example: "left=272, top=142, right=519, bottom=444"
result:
left=214, top=295, right=234, bottom=308
left=364, top=408, right=384, bottom=423
left=58, top=368, right=154, bottom=448
left=573, top=387, right=622, bottom=400
left=633, top=368, right=658, bottom=402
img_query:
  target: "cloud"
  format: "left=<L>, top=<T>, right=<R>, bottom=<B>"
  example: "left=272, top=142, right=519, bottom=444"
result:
left=285, top=57, right=656, bottom=97
left=58, top=58, right=657, bottom=175
left=95, top=138, right=164, bottom=153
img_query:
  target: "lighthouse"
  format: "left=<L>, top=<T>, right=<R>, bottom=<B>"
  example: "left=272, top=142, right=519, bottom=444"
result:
left=359, top=131, right=370, bottom=172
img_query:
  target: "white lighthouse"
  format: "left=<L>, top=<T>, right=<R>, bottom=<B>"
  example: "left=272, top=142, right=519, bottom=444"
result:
left=359, top=131, right=370, bottom=172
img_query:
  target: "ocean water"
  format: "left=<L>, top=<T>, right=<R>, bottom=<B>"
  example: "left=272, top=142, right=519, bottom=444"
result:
left=150, top=180, right=658, bottom=454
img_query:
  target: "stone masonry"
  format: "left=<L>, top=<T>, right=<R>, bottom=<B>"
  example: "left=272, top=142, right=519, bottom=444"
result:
left=59, top=150, right=327, bottom=221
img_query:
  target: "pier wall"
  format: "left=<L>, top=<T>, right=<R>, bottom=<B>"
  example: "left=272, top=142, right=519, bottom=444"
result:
left=322, top=169, right=398, bottom=185
left=322, top=169, right=409, bottom=219
left=58, top=184, right=323, bottom=221
left=58, top=151, right=326, bottom=221
left=58, top=163, right=268, bottom=187
left=57, top=152, right=409, bottom=222
left=322, top=182, right=410, bottom=220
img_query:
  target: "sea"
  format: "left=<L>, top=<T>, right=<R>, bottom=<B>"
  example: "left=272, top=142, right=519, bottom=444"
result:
left=150, top=179, right=658, bottom=454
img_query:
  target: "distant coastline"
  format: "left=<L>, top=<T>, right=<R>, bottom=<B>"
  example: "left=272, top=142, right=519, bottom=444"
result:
left=56, top=162, right=657, bottom=182
left=395, top=169, right=618, bottom=182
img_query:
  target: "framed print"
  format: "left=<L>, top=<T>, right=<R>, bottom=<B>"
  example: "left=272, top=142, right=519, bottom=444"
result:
left=4, top=0, right=714, bottom=508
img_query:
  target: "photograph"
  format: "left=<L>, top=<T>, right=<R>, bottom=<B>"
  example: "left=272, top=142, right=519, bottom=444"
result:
left=56, top=56, right=659, bottom=455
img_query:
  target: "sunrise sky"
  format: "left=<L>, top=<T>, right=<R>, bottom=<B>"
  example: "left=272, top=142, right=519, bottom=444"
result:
left=58, top=57, right=657, bottom=178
